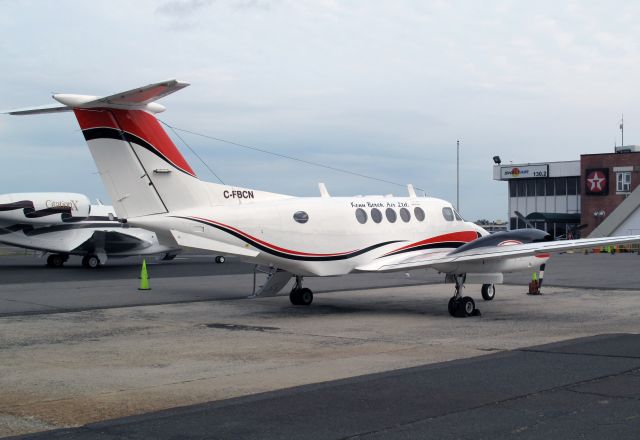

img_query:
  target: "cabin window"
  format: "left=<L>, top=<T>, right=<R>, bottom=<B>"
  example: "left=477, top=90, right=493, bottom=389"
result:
left=293, top=211, right=309, bottom=224
left=442, top=207, right=454, bottom=221
left=400, top=207, right=411, bottom=222
left=371, top=208, right=383, bottom=223
left=385, top=208, right=397, bottom=223
left=355, top=208, right=368, bottom=224
left=414, top=207, right=425, bottom=222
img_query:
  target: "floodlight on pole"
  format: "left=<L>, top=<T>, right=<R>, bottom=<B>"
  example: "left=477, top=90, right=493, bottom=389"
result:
left=456, top=140, right=460, bottom=212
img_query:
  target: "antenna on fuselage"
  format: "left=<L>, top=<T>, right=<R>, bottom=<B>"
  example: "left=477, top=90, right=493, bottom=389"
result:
left=318, top=182, right=330, bottom=198
left=407, top=184, right=417, bottom=198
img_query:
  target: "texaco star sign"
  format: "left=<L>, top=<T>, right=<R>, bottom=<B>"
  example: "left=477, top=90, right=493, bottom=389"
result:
left=587, top=170, right=607, bottom=193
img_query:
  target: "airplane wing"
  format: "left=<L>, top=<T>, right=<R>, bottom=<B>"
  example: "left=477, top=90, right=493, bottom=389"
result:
left=10, top=228, right=98, bottom=254
left=356, top=235, right=640, bottom=272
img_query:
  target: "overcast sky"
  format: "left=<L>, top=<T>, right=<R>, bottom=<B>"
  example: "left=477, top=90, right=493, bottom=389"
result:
left=2, top=0, right=639, bottom=220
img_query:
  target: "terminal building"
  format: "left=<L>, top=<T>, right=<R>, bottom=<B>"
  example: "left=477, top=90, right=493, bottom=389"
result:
left=493, top=146, right=640, bottom=239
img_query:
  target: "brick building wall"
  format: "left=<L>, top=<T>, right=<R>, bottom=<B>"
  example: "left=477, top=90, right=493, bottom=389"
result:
left=580, top=152, right=640, bottom=236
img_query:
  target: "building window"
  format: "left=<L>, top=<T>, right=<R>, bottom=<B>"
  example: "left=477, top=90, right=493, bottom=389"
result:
left=518, top=180, right=527, bottom=197
left=546, top=178, right=555, bottom=196
left=355, top=208, right=367, bottom=224
left=536, top=179, right=545, bottom=197
left=567, top=176, right=578, bottom=195
left=509, top=180, right=517, bottom=197
left=555, top=177, right=567, bottom=196
left=617, top=172, right=631, bottom=193
left=527, top=179, right=535, bottom=197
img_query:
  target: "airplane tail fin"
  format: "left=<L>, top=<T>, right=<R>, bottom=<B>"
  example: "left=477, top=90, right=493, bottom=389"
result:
left=7, top=80, right=207, bottom=218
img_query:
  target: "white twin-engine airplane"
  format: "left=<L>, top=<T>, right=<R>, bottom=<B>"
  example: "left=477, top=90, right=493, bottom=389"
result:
left=8, top=79, right=640, bottom=317
left=0, top=192, right=179, bottom=268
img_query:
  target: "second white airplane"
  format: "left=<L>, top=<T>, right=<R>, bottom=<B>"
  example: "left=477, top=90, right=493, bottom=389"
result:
left=8, top=80, right=640, bottom=317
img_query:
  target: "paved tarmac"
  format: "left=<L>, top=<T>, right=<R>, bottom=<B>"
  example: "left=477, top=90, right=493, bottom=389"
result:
left=9, top=333, right=640, bottom=440
left=3, top=252, right=640, bottom=317
left=2, top=251, right=640, bottom=438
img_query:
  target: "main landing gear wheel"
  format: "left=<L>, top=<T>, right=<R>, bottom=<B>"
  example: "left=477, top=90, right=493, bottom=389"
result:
left=46, top=254, right=67, bottom=268
left=481, top=284, right=495, bottom=301
left=289, top=275, right=313, bottom=306
left=215, top=256, right=226, bottom=264
left=290, top=288, right=313, bottom=306
left=448, top=274, right=480, bottom=317
left=82, top=254, right=100, bottom=269
left=448, top=296, right=477, bottom=317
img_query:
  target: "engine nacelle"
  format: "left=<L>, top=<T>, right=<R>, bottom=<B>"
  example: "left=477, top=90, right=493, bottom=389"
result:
left=0, top=192, right=91, bottom=225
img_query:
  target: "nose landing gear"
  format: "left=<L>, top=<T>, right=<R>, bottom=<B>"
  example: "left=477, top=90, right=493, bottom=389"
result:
left=448, top=275, right=481, bottom=317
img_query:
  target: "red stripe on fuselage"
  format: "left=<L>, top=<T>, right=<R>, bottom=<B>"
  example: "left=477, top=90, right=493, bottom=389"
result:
left=535, top=253, right=551, bottom=258
left=192, top=216, right=357, bottom=257
left=385, top=231, right=478, bottom=256
left=73, top=108, right=196, bottom=177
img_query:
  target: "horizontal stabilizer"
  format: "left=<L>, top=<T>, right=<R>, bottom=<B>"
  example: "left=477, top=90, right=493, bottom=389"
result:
left=5, top=79, right=189, bottom=115
left=171, top=229, right=259, bottom=257
left=5, top=104, right=71, bottom=115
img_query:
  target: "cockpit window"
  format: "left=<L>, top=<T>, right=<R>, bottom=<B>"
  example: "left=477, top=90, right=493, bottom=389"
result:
left=293, top=211, right=309, bottom=224
left=453, top=209, right=463, bottom=221
left=442, top=207, right=454, bottom=221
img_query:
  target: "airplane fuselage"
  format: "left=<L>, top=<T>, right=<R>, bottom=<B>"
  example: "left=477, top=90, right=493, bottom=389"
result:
left=132, top=195, right=546, bottom=277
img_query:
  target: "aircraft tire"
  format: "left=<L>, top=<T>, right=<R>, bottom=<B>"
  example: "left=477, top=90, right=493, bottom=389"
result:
left=448, top=297, right=457, bottom=316
left=47, top=254, right=65, bottom=268
left=462, top=296, right=476, bottom=316
left=289, top=289, right=301, bottom=305
left=298, top=288, right=313, bottom=306
left=481, top=284, right=495, bottom=301
left=82, top=255, right=100, bottom=269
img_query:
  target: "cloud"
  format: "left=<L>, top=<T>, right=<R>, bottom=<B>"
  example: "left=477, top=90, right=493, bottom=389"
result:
left=156, top=0, right=215, bottom=16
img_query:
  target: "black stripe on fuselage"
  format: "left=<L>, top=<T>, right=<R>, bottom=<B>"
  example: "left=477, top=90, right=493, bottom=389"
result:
left=0, top=222, right=124, bottom=237
left=0, top=200, right=71, bottom=219
left=82, top=127, right=192, bottom=176
left=176, top=216, right=402, bottom=261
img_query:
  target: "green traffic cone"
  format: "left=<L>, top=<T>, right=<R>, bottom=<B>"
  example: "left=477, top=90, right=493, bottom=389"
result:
left=139, top=259, right=151, bottom=290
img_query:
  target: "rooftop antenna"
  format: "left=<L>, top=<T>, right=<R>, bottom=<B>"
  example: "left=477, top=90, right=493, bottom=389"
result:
left=620, top=114, right=624, bottom=146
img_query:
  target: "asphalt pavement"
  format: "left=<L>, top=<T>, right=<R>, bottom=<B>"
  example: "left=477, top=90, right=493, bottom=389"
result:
left=9, top=333, right=640, bottom=440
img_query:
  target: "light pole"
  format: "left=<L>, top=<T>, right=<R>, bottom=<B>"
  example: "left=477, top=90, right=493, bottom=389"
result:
left=456, top=140, right=460, bottom=212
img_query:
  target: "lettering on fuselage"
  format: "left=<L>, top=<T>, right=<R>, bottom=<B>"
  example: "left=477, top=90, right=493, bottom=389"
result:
left=223, top=190, right=255, bottom=199
left=350, top=201, right=408, bottom=208
left=46, top=200, right=79, bottom=211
